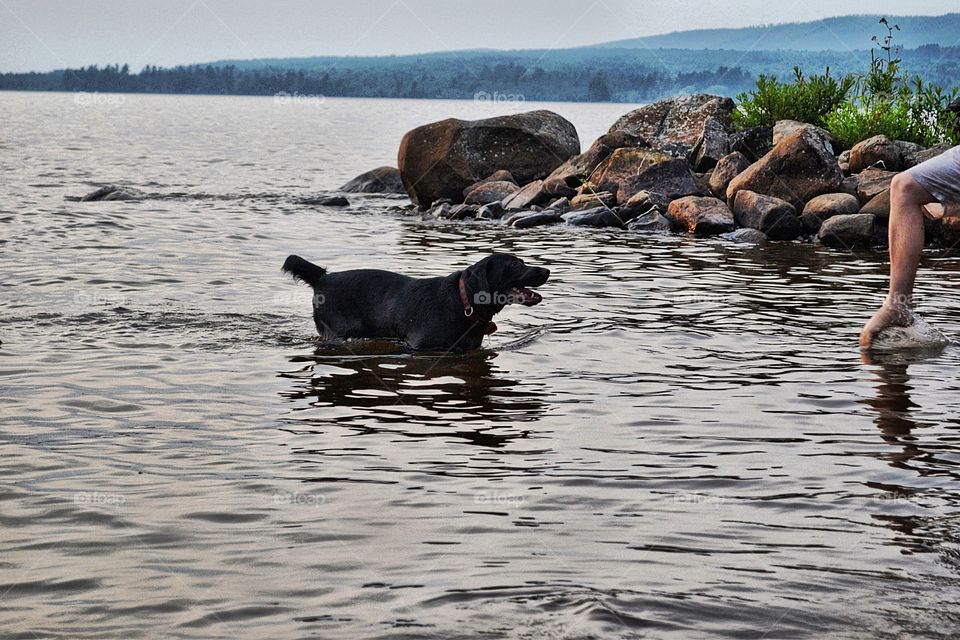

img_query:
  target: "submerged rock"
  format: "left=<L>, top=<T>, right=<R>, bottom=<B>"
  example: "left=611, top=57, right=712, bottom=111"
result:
left=398, top=110, right=580, bottom=208
left=562, top=206, right=627, bottom=228
left=721, top=228, right=768, bottom=244
left=80, top=185, right=145, bottom=201
left=298, top=195, right=350, bottom=206
left=506, top=210, right=563, bottom=229
left=339, top=166, right=405, bottom=193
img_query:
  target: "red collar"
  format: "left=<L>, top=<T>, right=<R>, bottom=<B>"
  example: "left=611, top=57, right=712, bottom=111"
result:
left=458, top=275, right=497, bottom=335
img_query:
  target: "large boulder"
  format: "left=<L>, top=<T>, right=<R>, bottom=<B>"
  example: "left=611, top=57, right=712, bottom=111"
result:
left=849, top=135, right=903, bottom=173
left=732, top=190, right=802, bottom=240
left=398, top=110, right=580, bottom=208
left=726, top=127, right=843, bottom=210
left=339, top=166, right=406, bottom=193
left=801, top=192, right=861, bottom=233
left=666, top=196, right=735, bottom=235
left=818, top=213, right=877, bottom=248
left=709, top=151, right=751, bottom=198
left=607, top=94, right=735, bottom=158
left=546, top=131, right=648, bottom=188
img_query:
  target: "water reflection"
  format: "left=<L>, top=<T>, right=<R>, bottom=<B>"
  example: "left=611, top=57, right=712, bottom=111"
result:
left=278, top=342, right=546, bottom=447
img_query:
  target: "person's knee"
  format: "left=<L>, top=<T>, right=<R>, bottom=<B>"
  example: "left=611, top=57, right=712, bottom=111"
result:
left=890, top=173, right=930, bottom=205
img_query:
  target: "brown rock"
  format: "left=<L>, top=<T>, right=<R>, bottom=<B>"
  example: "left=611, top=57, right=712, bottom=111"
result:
left=860, top=189, right=891, bottom=219
left=588, top=148, right=699, bottom=203
left=726, top=127, right=843, bottom=209
left=732, top=190, right=802, bottom=240
left=464, top=180, right=520, bottom=205
left=501, top=180, right=551, bottom=211
left=818, top=213, right=877, bottom=248
left=543, top=176, right=577, bottom=198
left=849, top=134, right=903, bottom=173
left=666, top=196, right=735, bottom=235
left=773, top=120, right=839, bottom=152
left=570, top=190, right=616, bottom=210
left=709, top=151, right=751, bottom=198
left=461, top=170, right=518, bottom=197
left=546, top=130, right=648, bottom=188
left=856, top=168, right=898, bottom=203
left=607, top=94, right=735, bottom=153
left=801, top=192, right=861, bottom=233
left=398, top=110, right=580, bottom=208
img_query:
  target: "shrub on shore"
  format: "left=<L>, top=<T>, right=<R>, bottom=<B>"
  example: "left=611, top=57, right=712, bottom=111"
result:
left=735, top=18, right=960, bottom=147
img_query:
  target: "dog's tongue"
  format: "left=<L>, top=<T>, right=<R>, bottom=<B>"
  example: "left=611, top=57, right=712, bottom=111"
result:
left=517, top=287, right=543, bottom=306
left=484, top=321, right=497, bottom=335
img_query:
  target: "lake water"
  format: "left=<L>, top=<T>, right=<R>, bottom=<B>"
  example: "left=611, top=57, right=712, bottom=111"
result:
left=2, top=91, right=960, bottom=639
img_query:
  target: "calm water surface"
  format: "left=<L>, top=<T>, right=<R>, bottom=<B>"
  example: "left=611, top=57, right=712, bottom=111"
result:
left=2, top=92, right=960, bottom=639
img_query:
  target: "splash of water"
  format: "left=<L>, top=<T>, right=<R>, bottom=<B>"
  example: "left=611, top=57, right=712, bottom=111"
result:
left=872, top=311, right=951, bottom=350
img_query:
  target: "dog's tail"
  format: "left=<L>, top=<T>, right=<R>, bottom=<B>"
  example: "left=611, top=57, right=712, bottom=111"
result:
left=282, top=255, right=327, bottom=288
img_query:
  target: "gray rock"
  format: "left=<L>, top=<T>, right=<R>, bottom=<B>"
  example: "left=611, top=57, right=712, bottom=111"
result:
left=626, top=209, right=673, bottom=233
left=721, top=228, right=768, bottom=244
left=339, top=166, right=406, bottom=193
left=818, top=213, right=877, bottom=248
left=298, top=195, right=350, bottom=206
left=728, top=126, right=773, bottom=162
left=801, top=192, right=861, bottom=233
left=562, top=206, right=627, bottom=228
left=507, top=210, right=563, bottom=229
left=476, top=202, right=507, bottom=220
left=732, top=190, right=802, bottom=240
left=709, top=151, right=751, bottom=199
left=80, top=185, right=145, bottom=201
left=464, top=180, right=520, bottom=205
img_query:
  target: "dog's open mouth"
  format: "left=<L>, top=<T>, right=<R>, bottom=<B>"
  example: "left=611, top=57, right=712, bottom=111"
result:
left=510, top=287, right=543, bottom=306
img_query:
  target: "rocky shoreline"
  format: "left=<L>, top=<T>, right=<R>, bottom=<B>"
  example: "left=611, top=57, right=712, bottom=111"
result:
left=343, top=93, right=958, bottom=249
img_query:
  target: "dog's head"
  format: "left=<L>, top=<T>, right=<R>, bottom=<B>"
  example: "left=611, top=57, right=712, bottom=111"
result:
left=461, top=253, right=550, bottom=316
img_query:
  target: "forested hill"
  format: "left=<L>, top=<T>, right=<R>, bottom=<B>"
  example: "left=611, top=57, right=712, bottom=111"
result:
left=1, top=14, right=958, bottom=104
left=592, top=13, right=960, bottom=51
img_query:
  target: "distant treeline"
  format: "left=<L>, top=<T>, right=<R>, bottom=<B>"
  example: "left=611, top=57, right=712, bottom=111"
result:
left=1, top=45, right=957, bottom=103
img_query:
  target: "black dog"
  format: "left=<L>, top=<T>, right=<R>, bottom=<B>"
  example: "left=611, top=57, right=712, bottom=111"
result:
left=282, top=253, right=550, bottom=351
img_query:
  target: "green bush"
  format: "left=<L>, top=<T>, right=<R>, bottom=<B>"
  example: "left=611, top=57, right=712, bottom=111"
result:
left=732, top=66, right=854, bottom=129
left=734, top=18, right=960, bottom=147
left=824, top=19, right=960, bottom=147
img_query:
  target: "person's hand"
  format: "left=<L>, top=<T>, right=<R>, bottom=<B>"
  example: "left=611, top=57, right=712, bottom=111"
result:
left=860, top=302, right=912, bottom=349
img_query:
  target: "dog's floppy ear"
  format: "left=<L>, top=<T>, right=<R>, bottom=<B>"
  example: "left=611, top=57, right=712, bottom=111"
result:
left=462, top=257, right=493, bottom=307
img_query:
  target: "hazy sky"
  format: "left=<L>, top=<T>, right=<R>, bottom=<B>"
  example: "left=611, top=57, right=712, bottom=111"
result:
left=1, top=0, right=958, bottom=72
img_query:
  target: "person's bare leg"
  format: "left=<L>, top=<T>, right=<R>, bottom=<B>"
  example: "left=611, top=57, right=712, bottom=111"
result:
left=860, top=173, right=937, bottom=348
